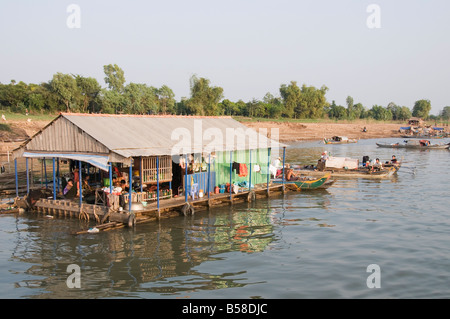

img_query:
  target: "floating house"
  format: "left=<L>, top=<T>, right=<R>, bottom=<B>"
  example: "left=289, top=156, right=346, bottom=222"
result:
left=12, top=113, right=286, bottom=229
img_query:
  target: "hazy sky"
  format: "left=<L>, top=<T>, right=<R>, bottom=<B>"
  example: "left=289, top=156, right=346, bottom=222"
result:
left=1, top=0, right=449, bottom=115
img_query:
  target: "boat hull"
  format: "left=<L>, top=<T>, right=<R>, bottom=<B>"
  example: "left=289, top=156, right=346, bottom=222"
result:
left=324, top=139, right=357, bottom=144
left=293, top=166, right=398, bottom=179
left=376, top=143, right=449, bottom=149
left=272, top=173, right=332, bottom=190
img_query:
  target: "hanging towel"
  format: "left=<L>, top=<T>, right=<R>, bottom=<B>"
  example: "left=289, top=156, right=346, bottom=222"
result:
left=238, top=163, right=248, bottom=177
left=232, top=162, right=240, bottom=174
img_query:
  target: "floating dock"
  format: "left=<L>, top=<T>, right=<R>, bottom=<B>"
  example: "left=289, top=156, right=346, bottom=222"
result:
left=19, top=184, right=286, bottom=234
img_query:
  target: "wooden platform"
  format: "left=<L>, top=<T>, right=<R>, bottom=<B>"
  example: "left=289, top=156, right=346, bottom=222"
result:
left=24, top=184, right=286, bottom=234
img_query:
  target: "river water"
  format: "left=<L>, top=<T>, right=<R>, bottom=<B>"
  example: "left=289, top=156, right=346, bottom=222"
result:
left=1, top=138, right=449, bottom=299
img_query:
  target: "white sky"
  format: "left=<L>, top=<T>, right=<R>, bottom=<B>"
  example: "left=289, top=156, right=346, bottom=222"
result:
left=1, top=0, right=449, bottom=115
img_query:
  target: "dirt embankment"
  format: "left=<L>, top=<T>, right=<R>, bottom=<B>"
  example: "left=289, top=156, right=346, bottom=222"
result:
left=0, top=118, right=404, bottom=151
left=1, top=119, right=49, bottom=155
left=243, top=121, right=403, bottom=142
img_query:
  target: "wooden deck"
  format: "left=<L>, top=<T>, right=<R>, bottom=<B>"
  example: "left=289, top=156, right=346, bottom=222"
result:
left=25, top=184, right=286, bottom=234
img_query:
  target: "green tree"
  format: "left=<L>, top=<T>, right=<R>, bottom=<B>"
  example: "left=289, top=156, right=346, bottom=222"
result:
left=328, top=101, right=347, bottom=120
left=353, top=102, right=367, bottom=119
left=386, top=102, right=401, bottom=120
left=368, top=105, right=393, bottom=121
left=235, top=100, right=247, bottom=116
left=0, top=81, right=28, bottom=112
left=220, top=99, right=239, bottom=116
left=279, top=81, right=301, bottom=118
left=50, top=73, right=79, bottom=112
left=298, top=84, right=328, bottom=118
left=412, top=99, right=432, bottom=119
left=25, top=83, right=47, bottom=112
left=156, top=85, right=176, bottom=114
left=398, top=106, right=412, bottom=120
left=99, top=89, right=124, bottom=114
left=103, top=64, right=126, bottom=93
left=246, top=99, right=267, bottom=118
left=440, top=106, right=450, bottom=121
left=185, top=75, right=224, bottom=116
left=264, top=92, right=283, bottom=118
left=123, top=83, right=158, bottom=114
left=346, top=96, right=355, bottom=119
left=280, top=82, right=328, bottom=119
left=74, top=75, right=101, bottom=113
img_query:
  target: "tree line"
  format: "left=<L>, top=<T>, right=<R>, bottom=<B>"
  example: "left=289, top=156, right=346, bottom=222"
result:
left=0, top=64, right=448, bottom=121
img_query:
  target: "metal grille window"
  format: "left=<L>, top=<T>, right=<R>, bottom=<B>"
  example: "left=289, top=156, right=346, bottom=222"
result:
left=141, top=156, right=172, bottom=183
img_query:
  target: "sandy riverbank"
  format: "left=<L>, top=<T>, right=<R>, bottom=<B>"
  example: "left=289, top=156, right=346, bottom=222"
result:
left=1, top=118, right=404, bottom=152
left=243, top=121, right=403, bottom=142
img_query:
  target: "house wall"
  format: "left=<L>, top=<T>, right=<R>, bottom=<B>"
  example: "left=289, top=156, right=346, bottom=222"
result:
left=214, top=148, right=270, bottom=187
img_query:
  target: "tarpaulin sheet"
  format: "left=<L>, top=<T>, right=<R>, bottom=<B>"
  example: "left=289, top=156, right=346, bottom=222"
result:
left=22, top=152, right=110, bottom=171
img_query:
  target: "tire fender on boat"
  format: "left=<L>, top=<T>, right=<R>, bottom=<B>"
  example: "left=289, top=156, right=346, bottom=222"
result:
left=181, top=203, right=194, bottom=216
left=127, top=213, right=136, bottom=228
left=247, top=190, right=256, bottom=202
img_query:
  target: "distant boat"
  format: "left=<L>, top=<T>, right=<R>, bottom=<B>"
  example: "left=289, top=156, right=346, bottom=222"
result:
left=376, top=140, right=450, bottom=150
left=290, top=156, right=400, bottom=179
left=324, top=136, right=357, bottom=144
left=272, top=173, right=333, bottom=190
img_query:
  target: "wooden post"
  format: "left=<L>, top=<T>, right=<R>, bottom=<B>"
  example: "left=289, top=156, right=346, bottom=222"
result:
left=282, top=147, right=286, bottom=193
left=208, top=153, right=211, bottom=199
left=249, top=149, right=252, bottom=191
left=57, top=158, right=60, bottom=194
left=79, top=161, right=82, bottom=207
left=109, top=163, right=113, bottom=193
left=53, top=157, right=56, bottom=200
left=267, top=148, right=271, bottom=196
left=128, top=162, right=132, bottom=212
left=185, top=154, right=188, bottom=203
left=156, top=156, right=160, bottom=214
left=26, top=157, right=29, bottom=195
left=44, top=157, right=48, bottom=189
left=140, top=157, right=143, bottom=193
left=14, top=159, right=18, bottom=198
left=229, top=150, right=233, bottom=202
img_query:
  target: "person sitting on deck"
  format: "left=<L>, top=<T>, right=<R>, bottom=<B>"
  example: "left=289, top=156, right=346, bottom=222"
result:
left=82, top=175, right=93, bottom=193
left=63, top=179, right=77, bottom=199
left=286, top=168, right=300, bottom=181
left=120, top=179, right=129, bottom=193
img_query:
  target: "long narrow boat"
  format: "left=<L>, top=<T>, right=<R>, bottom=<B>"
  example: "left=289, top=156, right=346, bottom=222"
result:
left=272, top=173, right=332, bottom=190
left=292, top=165, right=399, bottom=179
left=376, top=140, right=449, bottom=149
left=324, top=136, right=358, bottom=144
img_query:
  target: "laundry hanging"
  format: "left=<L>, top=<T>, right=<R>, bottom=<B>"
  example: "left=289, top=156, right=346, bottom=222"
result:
left=238, top=163, right=248, bottom=177
left=232, top=161, right=240, bottom=174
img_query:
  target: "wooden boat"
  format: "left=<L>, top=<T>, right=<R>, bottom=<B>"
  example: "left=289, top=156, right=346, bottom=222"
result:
left=293, top=166, right=398, bottom=179
left=272, top=173, right=333, bottom=190
left=376, top=140, right=450, bottom=150
left=324, top=136, right=357, bottom=144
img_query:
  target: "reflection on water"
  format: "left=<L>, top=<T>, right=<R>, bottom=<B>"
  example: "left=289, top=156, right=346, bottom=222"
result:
left=4, top=201, right=276, bottom=298
left=2, top=138, right=450, bottom=298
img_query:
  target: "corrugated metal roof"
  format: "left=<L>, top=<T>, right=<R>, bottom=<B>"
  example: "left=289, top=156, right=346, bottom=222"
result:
left=15, top=113, right=285, bottom=162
